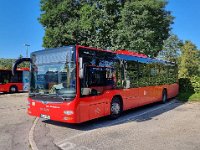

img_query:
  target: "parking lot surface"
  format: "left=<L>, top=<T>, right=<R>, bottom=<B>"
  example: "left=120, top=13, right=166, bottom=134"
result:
left=42, top=100, right=200, bottom=150
left=0, top=93, right=200, bottom=150
left=0, top=93, right=34, bottom=150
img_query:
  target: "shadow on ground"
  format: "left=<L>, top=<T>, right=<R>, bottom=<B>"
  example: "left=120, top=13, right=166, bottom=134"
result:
left=43, top=99, right=184, bottom=131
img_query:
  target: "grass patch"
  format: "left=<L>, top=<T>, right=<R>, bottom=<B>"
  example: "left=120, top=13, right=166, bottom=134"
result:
left=178, top=92, right=200, bottom=102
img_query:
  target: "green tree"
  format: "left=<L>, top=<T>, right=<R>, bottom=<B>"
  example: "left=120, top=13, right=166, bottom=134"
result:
left=39, top=0, right=81, bottom=47
left=179, top=41, right=200, bottom=78
left=112, top=0, right=173, bottom=57
left=0, top=55, right=29, bottom=70
left=39, top=0, right=121, bottom=48
left=39, top=0, right=173, bottom=56
left=0, top=58, right=14, bottom=69
left=157, top=34, right=182, bottom=63
left=78, top=0, right=121, bottom=49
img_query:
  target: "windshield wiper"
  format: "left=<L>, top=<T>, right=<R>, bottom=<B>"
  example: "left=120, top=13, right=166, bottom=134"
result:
left=29, top=93, right=50, bottom=97
left=29, top=93, right=41, bottom=96
left=29, top=91, right=74, bottom=101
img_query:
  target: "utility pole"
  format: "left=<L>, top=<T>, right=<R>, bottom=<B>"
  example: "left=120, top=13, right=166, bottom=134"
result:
left=24, top=44, right=30, bottom=58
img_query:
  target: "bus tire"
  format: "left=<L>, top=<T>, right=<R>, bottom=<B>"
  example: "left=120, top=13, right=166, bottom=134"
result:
left=162, top=89, right=167, bottom=104
left=9, top=86, right=18, bottom=93
left=110, top=97, right=122, bottom=119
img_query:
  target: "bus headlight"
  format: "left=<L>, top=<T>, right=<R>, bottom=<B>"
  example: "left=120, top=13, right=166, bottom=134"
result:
left=64, top=110, right=74, bottom=115
left=32, top=102, right=35, bottom=106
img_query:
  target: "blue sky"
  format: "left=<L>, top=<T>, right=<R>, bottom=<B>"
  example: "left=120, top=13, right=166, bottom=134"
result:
left=0, top=0, right=44, bottom=58
left=0, top=0, right=199, bottom=58
left=167, top=0, right=200, bottom=48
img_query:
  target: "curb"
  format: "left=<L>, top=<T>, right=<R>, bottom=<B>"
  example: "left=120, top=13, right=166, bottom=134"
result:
left=29, top=117, right=39, bottom=150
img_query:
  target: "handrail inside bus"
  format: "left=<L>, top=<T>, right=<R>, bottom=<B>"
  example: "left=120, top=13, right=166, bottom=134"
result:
left=12, top=58, right=31, bottom=75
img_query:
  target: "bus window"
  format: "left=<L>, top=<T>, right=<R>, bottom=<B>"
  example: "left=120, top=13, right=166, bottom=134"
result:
left=81, top=65, right=115, bottom=96
left=11, top=71, right=22, bottom=83
left=168, top=65, right=176, bottom=84
left=127, top=61, right=138, bottom=88
left=114, top=60, right=123, bottom=88
left=1, top=70, right=11, bottom=84
left=138, top=63, right=149, bottom=87
left=79, top=48, right=116, bottom=96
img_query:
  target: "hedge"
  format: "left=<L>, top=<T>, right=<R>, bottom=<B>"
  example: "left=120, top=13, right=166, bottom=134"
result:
left=179, top=76, right=200, bottom=93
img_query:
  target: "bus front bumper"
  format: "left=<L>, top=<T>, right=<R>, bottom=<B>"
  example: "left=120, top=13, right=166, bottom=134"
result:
left=27, top=98, right=78, bottom=123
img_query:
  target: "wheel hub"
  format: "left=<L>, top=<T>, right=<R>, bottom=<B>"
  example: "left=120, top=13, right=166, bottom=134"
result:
left=11, top=87, right=16, bottom=92
left=111, top=103, right=120, bottom=115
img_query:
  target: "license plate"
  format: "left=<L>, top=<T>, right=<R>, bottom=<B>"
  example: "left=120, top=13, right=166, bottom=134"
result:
left=40, top=114, right=50, bottom=120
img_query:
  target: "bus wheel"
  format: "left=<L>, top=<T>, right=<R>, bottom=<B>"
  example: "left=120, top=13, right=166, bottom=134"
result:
left=162, top=89, right=167, bottom=104
left=10, top=86, right=18, bottom=93
left=110, top=97, right=122, bottom=119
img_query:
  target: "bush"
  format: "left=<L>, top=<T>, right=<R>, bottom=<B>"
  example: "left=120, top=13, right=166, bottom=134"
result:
left=179, top=76, right=200, bottom=93
left=191, top=76, right=200, bottom=93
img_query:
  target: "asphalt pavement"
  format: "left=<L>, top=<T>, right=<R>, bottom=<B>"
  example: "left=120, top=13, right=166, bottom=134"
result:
left=0, top=93, right=34, bottom=150
left=0, top=93, right=200, bottom=150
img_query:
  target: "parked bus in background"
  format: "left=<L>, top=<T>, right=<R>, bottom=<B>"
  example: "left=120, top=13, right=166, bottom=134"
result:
left=12, top=45, right=178, bottom=123
left=0, top=68, right=29, bottom=93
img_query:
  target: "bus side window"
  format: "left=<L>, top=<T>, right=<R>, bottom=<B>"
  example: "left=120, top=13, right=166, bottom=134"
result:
left=2, top=70, right=11, bottom=84
left=127, top=61, right=138, bottom=88
left=79, top=47, right=117, bottom=96
left=114, top=61, right=123, bottom=88
left=0, top=72, right=2, bottom=84
left=11, top=71, right=23, bottom=83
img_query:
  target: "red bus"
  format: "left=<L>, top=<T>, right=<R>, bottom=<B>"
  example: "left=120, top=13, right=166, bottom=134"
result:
left=0, top=68, right=29, bottom=93
left=13, top=45, right=178, bottom=123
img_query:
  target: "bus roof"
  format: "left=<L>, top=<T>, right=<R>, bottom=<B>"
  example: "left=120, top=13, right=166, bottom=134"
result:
left=17, top=68, right=29, bottom=71
left=31, top=45, right=75, bottom=55
left=31, top=45, right=175, bottom=66
left=115, top=49, right=175, bottom=65
left=116, top=53, right=175, bottom=65
left=116, top=50, right=148, bottom=58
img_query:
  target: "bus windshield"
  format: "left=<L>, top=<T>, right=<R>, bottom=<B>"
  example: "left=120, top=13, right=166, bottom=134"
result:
left=30, top=46, right=76, bottom=101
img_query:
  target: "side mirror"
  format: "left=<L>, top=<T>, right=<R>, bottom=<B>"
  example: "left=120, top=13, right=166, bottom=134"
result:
left=12, top=58, right=31, bottom=75
left=79, top=57, right=84, bottom=79
left=81, top=88, right=91, bottom=96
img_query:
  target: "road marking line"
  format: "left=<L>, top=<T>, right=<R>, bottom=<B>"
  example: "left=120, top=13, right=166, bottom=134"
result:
left=59, top=142, right=76, bottom=150
left=57, top=100, right=176, bottom=146
left=59, top=141, right=93, bottom=150
left=29, top=117, right=39, bottom=150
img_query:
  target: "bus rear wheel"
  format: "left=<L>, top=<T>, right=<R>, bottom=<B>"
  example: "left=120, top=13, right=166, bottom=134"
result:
left=110, top=97, right=122, bottom=119
left=9, top=86, right=18, bottom=93
left=162, top=89, right=167, bottom=104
